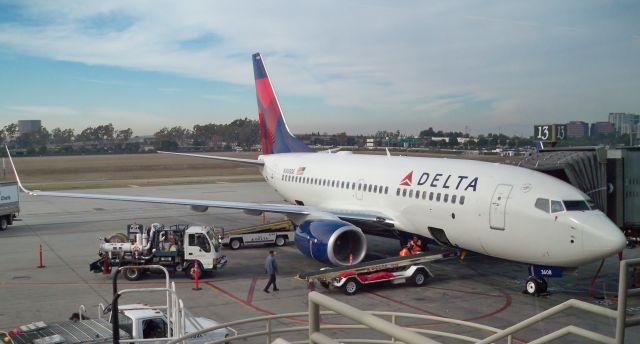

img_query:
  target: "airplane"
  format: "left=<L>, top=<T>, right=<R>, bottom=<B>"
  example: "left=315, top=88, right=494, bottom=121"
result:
left=6, top=52, right=626, bottom=295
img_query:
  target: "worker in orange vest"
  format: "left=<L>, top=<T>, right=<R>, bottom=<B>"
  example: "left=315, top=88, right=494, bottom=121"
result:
left=408, top=236, right=423, bottom=254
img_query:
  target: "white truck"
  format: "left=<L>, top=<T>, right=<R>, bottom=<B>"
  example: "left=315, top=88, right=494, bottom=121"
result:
left=0, top=182, right=19, bottom=231
left=2, top=266, right=235, bottom=344
left=90, top=224, right=227, bottom=281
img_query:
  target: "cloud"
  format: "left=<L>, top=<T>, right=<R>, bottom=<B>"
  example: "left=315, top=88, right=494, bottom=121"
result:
left=0, top=1, right=638, bottom=134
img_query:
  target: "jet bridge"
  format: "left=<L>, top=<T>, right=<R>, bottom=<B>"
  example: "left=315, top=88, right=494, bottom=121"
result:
left=517, top=146, right=640, bottom=233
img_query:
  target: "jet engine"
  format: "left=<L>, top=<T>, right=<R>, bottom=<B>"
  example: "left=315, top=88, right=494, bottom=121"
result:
left=294, top=219, right=367, bottom=266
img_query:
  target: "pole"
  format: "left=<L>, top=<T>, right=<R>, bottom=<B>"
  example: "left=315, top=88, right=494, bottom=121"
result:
left=192, top=263, right=201, bottom=291
left=37, top=243, right=45, bottom=268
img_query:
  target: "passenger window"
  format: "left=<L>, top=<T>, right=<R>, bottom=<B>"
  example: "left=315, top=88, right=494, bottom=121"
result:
left=451, top=195, right=457, bottom=204
left=385, top=186, right=389, bottom=194
left=352, top=182, right=356, bottom=190
left=368, top=184, right=372, bottom=192
left=551, top=200, right=564, bottom=213
left=402, top=189, right=407, bottom=197
left=436, top=193, right=441, bottom=202
left=363, top=183, right=367, bottom=191
left=341, top=181, right=345, bottom=188
left=535, top=198, right=550, bottom=213
left=422, top=191, right=426, bottom=200
left=429, top=192, right=434, bottom=201
left=443, top=194, right=449, bottom=203
left=331, top=180, right=335, bottom=187
left=396, top=188, right=400, bottom=196
left=459, top=195, right=465, bottom=205
left=373, top=185, right=378, bottom=193
left=409, top=189, right=413, bottom=198
left=358, top=183, right=362, bottom=191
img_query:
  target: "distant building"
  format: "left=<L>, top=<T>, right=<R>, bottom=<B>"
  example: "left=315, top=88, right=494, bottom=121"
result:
left=18, top=120, right=41, bottom=135
left=566, top=121, right=589, bottom=138
left=609, top=113, right=639, bottom=135
left=591, top=122, right=615, bottom=136
left=366, top=138, right=375, bottom=149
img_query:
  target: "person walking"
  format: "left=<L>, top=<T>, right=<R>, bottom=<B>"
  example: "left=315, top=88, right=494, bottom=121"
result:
left=263, top=250, right=279, bottom=293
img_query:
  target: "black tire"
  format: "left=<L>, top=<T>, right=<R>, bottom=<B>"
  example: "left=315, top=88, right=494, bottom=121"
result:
left=538, top=277, right=548, bottom=293
left=525, top=277, right=539, bottom=295
left=341, top=278, right=360, bottom=296
left=186, top=262, right=204, bottom=280
left=411, top=269, right=428, bottom=287
left=123, top=267, right=142, bottom=281
left=0, top=217, right=8, bottom=231
left=275, top=236, right=286, bottom=247
left=319, top=281, right=330, bottom=289
left=230, top=239, right=242, bottom=250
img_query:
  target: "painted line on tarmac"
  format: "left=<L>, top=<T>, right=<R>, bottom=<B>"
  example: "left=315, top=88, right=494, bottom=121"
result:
left=246, top=277, right=257, bottom=303
left=368, top=287, right=512, bottom=324
left=367, top=288, right=526, bottom=343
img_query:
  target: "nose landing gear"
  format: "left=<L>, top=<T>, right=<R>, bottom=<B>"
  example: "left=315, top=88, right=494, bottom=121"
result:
left=524, top=276, right=549, bottom=296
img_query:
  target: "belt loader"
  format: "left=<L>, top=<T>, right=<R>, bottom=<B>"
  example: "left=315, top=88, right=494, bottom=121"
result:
left=298, top=252, right=450, bottom=295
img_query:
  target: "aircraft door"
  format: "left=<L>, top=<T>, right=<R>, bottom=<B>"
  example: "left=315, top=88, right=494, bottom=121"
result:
left=489, top=184, right=513, bottom=230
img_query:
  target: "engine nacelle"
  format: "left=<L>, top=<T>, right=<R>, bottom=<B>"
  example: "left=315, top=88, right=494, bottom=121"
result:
left=294, top=219, right=367, bottom=266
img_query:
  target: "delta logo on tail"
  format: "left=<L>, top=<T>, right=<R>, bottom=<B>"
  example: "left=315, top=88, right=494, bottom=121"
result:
left=253, top=53, right=313, bottom=155
left=399, top=171, right=413, bottom=186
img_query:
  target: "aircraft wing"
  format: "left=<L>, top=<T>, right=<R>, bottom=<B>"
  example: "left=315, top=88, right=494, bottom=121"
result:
left=6, top=147, right=395, bottom=226
left=157, top=151, right=264, bottom=165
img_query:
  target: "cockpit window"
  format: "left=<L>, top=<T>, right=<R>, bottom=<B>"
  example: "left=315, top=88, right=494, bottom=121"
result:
left=535, top=198, right=550, bottom=213
left=563, top=200, right=591, bottom=211
left=550, top=200, right=564, bottom=213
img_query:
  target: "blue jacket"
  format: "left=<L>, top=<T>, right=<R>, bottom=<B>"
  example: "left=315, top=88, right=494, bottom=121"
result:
left=265, top=255, right=278, bottom=274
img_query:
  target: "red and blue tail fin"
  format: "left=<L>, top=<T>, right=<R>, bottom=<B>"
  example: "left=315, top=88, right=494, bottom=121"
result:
left=253, top=53, right=314, bottom=155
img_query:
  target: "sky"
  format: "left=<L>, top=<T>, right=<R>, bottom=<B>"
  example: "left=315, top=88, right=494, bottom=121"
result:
left=0, top=1, right=638, bottom=137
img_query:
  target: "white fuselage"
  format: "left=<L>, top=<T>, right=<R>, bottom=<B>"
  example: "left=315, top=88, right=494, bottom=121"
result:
left=259, top=152, right=625, bottom=267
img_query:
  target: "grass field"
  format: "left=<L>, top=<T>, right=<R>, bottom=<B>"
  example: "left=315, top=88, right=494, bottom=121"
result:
left=0, top=150, right=510, bottom=190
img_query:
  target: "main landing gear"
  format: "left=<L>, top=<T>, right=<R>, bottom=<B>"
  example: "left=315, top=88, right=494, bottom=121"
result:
left=524, top=276, right=549, bottom=296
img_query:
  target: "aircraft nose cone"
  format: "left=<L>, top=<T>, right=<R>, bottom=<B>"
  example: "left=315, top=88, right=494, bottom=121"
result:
left=583, top=215, right=626, bottom=259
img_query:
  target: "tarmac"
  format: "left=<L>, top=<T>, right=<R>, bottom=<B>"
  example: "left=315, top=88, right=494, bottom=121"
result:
left=0, top=181, right=639, bottom=343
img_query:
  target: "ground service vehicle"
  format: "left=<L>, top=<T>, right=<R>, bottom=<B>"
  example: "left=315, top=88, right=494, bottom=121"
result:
left=299, top=252, right=446, bottom=295
left=90, top=223, right=227, bottom=281
left=1, top=266, right=234, bottom=344
left=0, top=182, right=19, bottom=231
left=221, top=220, right=295, bottom=250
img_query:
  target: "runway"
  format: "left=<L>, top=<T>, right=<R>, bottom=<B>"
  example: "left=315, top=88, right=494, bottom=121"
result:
left=1, top=182, right=638, bottom=343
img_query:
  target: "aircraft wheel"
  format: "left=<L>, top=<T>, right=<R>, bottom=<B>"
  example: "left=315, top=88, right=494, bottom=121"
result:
left=275, top=236, right=286, bottom=247
left=342, top=278, right=360, bottom=296
left=525, top=277, right=540, bottom=295
left=230, top=239, right=242, bottom=250
left=123, top=267, right=142, bottom=281
left=411, top=269, right=428, bottom=287
left=538, top=277, right=548, bottom=293
left=0, top=217, right=8, bottom=231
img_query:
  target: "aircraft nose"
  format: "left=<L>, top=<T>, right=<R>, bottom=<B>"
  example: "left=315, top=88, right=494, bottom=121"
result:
left=582, top=214, right=626, bottom=259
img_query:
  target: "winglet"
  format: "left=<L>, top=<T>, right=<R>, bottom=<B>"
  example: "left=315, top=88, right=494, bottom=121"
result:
left=4, top=145, right=35, bottom=195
